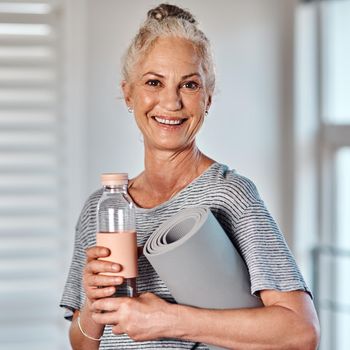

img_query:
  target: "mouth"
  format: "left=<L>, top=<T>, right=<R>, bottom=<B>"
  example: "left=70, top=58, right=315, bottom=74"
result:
left=152, top=116, right=187, bottom=126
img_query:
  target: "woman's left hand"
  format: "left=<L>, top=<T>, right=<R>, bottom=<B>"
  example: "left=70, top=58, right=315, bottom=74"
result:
left=91, top=292, right=177, bottom=341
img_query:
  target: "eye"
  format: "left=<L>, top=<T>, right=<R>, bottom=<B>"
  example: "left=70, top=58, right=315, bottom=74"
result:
left=146, top=79, right=162, bottom=87
left=182, top=81, right=200, bottom=91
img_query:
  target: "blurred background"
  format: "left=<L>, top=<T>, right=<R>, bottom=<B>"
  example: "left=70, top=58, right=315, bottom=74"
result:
left=0, top=0, right=349, bottom=349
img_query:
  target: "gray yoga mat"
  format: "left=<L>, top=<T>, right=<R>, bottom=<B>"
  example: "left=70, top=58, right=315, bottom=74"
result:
left=143, top=207, right=262, bottom=350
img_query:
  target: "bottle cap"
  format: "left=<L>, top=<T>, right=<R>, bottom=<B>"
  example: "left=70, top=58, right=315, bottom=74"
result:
left=101, top=173, right=128, bottom=186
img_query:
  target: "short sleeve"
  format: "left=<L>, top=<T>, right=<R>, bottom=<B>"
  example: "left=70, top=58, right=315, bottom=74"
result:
left=59, top=221, right=86, bottom=320
left=59, top=189, right=102, bottom=321
left=234, top=199, right=311, bottom=297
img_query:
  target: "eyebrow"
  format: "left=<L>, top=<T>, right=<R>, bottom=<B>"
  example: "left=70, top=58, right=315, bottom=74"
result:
left=142, top=72, right=202, bottom=80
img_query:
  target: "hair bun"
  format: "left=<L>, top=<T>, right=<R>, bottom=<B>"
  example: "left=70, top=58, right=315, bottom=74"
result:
left=147, top=3, right=197, bottom=24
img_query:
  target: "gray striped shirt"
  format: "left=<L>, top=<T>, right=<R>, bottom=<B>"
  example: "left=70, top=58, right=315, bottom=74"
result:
left=60, top=162, right=310, bottom=349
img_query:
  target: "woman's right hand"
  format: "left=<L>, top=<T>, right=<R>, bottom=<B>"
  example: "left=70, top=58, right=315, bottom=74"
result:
left=70, top=246, right=121, bottom=349
left=83, top=246, right=124, bottom=309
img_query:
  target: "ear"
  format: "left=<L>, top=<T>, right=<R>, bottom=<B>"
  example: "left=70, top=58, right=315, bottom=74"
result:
left=206, top=95, right=212, bottom=112
left=121, top=80, right=133, bottom=107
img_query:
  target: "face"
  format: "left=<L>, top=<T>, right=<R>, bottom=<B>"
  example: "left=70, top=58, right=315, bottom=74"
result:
left=122, top=37, right=211, bottom=152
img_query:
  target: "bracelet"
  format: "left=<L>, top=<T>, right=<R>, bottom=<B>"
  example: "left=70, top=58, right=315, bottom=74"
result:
left=77, top=313, right=102, bottom=341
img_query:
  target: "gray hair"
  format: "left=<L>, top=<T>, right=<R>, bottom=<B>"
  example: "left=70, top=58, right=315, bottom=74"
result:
left=121, top=4, right=215, bottom=94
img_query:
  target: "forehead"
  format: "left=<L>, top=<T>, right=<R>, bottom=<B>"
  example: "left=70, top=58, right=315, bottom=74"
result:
left=138, top=37, right=203, bottom=75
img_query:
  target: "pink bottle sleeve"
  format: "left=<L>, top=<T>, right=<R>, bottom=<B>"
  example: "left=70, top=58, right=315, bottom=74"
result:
left=96, top=231, right=138, bottom=278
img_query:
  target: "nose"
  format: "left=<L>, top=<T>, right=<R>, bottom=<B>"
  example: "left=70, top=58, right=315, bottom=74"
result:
left=159, top=86, right=183, bottom=111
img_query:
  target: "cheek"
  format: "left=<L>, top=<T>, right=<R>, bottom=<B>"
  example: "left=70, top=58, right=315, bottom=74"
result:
left=134, top=90, right=158, bottom=111
left=184, top=94, right=206, bottom=113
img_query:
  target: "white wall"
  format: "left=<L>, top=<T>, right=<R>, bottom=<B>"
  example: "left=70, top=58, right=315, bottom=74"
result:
left=83, top=0, right=297, bottom=246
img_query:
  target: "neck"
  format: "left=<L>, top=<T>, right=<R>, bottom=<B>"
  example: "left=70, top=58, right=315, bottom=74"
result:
left=140, top=142, right=213, bottom=196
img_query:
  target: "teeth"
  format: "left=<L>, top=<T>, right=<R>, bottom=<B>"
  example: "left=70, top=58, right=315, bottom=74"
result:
left=155, top=117, right=182, bottom=125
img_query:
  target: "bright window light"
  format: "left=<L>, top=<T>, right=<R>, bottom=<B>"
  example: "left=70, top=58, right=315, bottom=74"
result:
left=0, top=24, right=51, bottom=36
left=335, top=147, right=350, bottom=249
left=0, top=3, right=51, bottom=14
left=322, top=1, right=350, bottom=123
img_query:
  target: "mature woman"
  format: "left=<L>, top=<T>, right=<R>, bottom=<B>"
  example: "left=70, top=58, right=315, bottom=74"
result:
left=61, top=4, right=320, bottom=350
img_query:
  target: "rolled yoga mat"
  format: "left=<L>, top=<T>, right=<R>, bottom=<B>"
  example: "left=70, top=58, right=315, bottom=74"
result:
left=143, top=207, right=263, bottom=350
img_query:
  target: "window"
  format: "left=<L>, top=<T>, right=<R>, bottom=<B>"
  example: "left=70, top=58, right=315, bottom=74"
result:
left=0, top=1, right=74, bottom=349
left=296, top=1, right=350, bottom=349
left=318, top=2, right=350, bottom=348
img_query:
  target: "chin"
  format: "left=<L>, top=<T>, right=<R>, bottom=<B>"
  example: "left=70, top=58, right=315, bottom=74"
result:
left=156, top=141, right=192, bottom=152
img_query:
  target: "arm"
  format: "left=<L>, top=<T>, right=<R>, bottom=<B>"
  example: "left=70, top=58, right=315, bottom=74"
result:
left=69, top=305, right=103, bottom=350
left=174, top=290, right=320, bottom=350
left=91, top=289, right=319, bottom=350
left=69, top=247, right=124, bottom=350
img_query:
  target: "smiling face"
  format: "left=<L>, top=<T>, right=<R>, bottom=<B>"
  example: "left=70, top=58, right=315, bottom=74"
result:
left=122, top=37, right=212, bottom=152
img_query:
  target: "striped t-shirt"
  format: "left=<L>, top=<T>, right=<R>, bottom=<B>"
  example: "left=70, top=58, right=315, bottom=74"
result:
left=60, top=162, right=310, bottom=349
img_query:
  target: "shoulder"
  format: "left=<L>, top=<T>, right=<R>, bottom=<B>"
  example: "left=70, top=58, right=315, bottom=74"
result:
left=208, top=163, right=261, bottom=210
left=76, top=188, right=103, bottom=235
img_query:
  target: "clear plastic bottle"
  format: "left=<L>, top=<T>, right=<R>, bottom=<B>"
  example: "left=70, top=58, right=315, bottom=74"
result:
left=96, top=173, right=138, bottom=297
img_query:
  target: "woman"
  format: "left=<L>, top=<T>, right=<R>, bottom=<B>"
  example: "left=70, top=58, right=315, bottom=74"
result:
left=61, top=4, right=320, bottom=350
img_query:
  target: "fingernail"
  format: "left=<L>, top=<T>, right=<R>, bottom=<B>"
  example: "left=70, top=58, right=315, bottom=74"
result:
left=103, top=248, right=110, bottom=255
left=114, top=277, right=122, bottom=284
left=112, top=264, right=120, bottom=271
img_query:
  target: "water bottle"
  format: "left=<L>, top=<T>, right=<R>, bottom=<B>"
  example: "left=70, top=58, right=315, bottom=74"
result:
left=96, top=173, right=138, bottom=297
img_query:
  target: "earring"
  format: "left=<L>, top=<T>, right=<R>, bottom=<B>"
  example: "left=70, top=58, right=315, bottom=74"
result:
left=205, top=110, right=209, bottom=116
left=127, top=106, right=133, bottom=113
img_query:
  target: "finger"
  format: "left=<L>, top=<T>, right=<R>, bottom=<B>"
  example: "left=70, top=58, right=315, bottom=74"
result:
left=92, top=297, right=127, bottom=313
left=86, top=246, right=110, bottom=262
left=86, top=259, right=121, bottom=274
left=112, top=324, right=124, bottom=335
left=91, top=310, right=118, bottom=325
left=86, top=275, right=124, bottom=288
left=87, top=286, right=116, bottom=300
left=138, top=291, right=154, bottom=299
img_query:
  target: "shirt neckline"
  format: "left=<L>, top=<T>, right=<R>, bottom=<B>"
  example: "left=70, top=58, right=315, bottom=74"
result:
left=134, top=162, right=221, bottom=213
